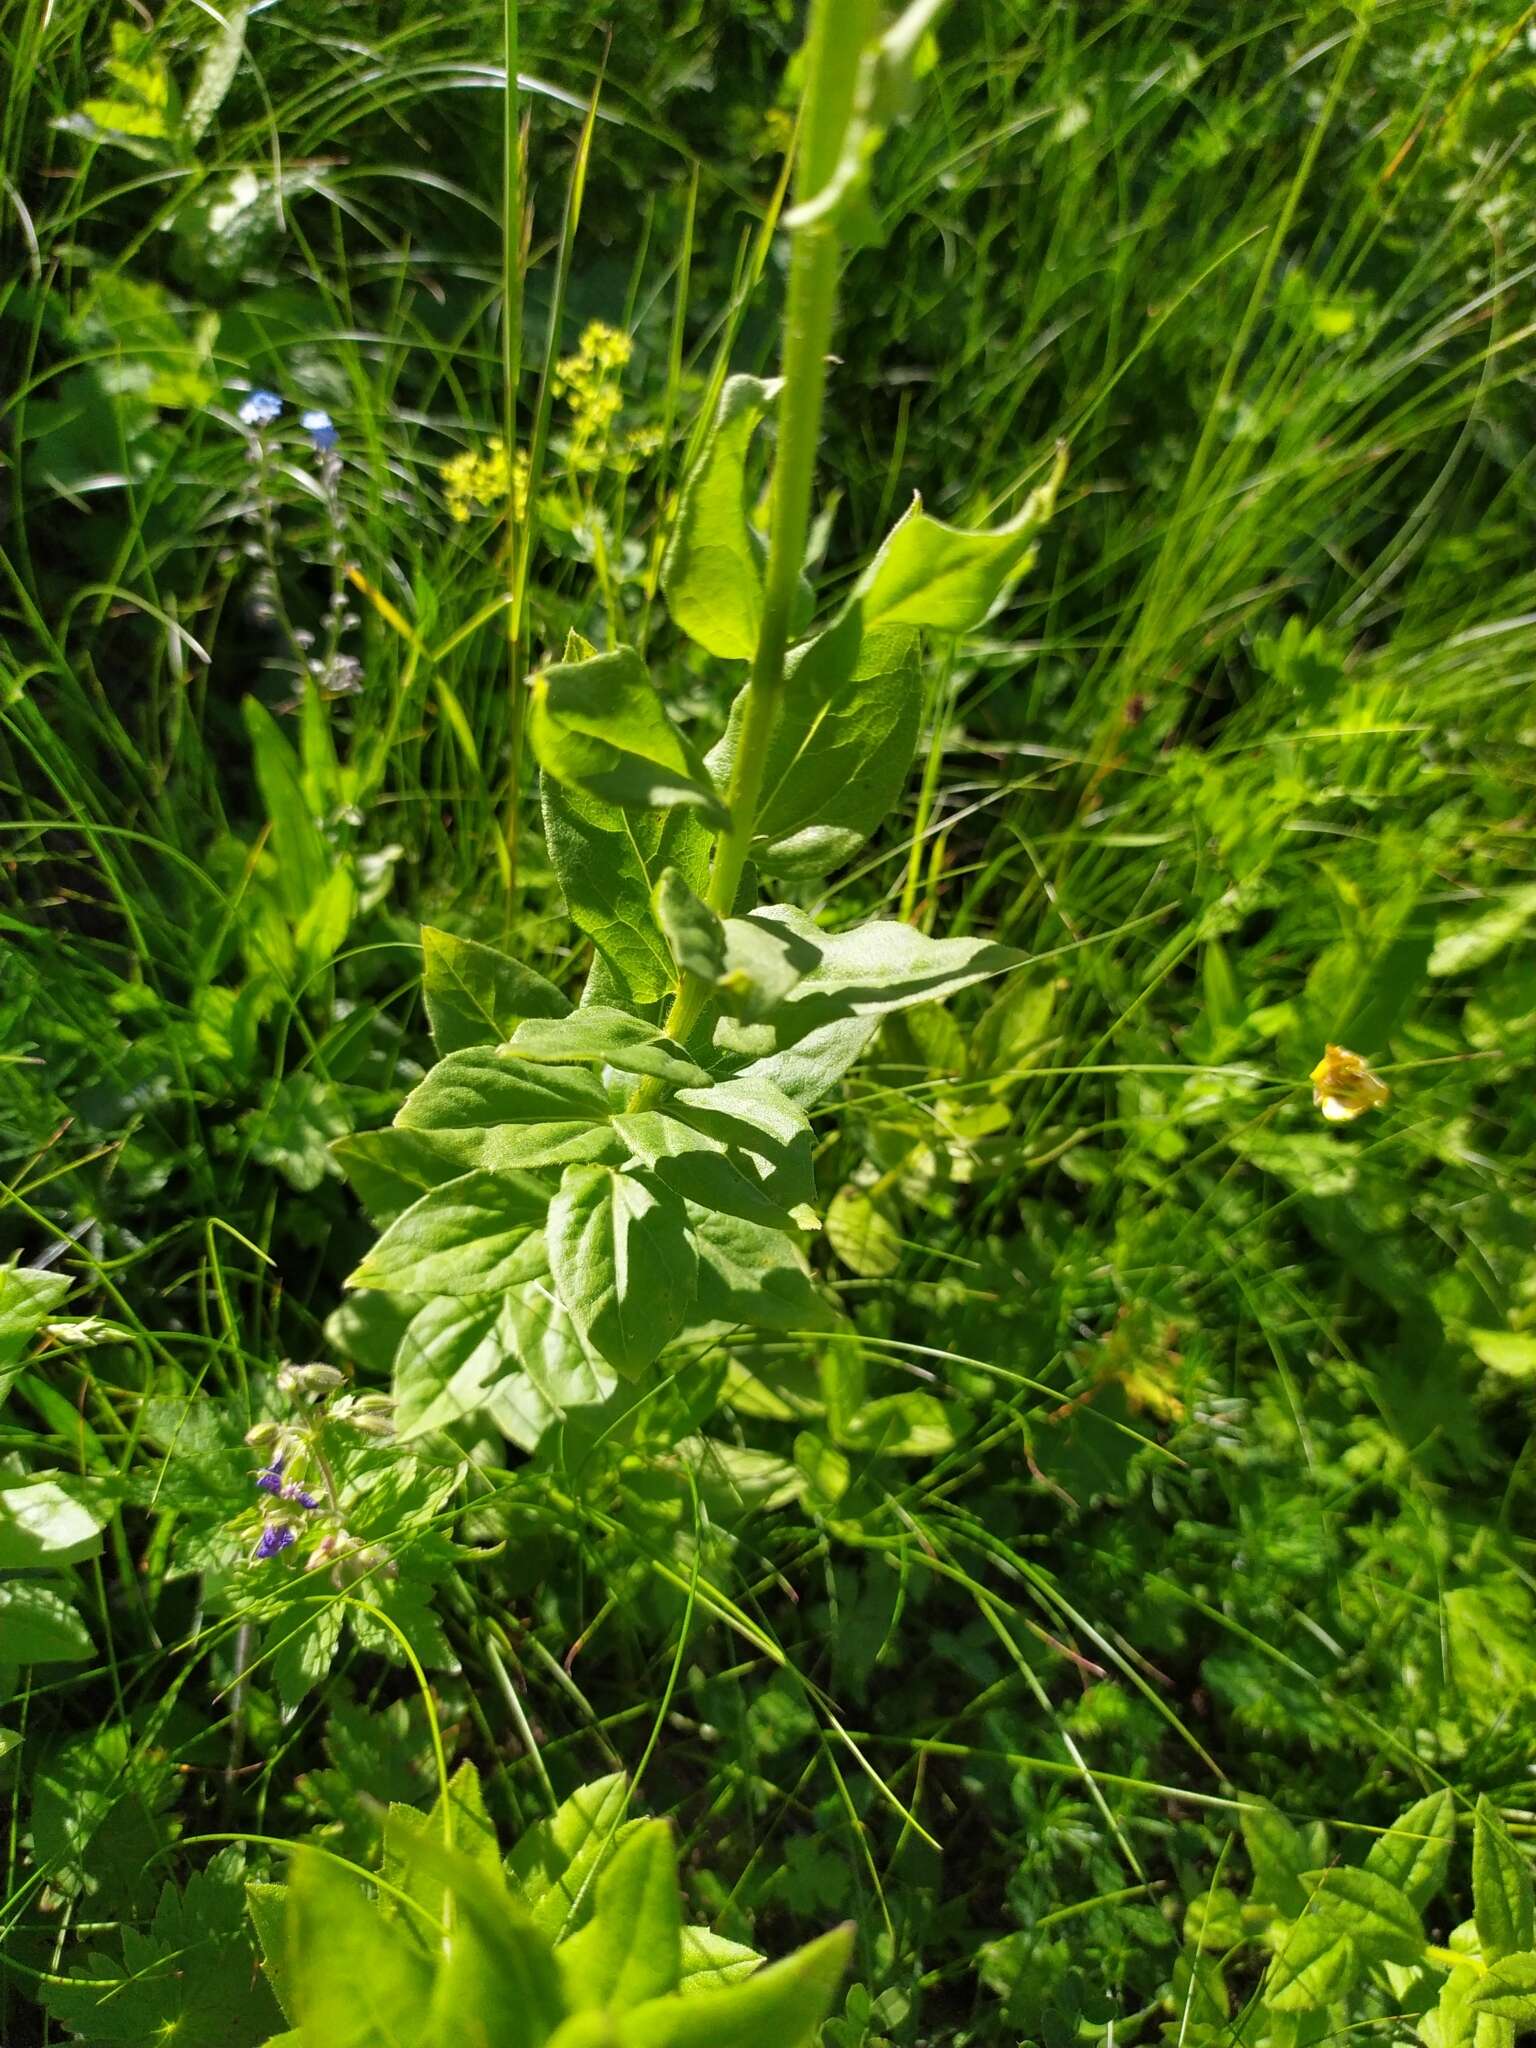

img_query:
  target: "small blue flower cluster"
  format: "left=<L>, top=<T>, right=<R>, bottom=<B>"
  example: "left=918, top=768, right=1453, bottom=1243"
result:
left=236, top=388, right=338, bottom=452
left=252, top=1452, right=322, bottom=1562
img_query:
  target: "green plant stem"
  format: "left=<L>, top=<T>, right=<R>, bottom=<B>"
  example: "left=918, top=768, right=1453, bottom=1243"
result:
left=499, top=0, right=525, bottom=904
left=642, top=0, right=878, bottom=1074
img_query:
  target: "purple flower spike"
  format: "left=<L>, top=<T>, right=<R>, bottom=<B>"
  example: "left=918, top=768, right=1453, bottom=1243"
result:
left=255, top=1455, right=284, bottom=1495
left=281, top=1482, right=321, bottom=1510
left=254, top=1523, right=296, bottom=1561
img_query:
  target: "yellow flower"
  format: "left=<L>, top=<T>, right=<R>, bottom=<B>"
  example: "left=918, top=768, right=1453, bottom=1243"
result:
left=440, top=437, right=529, bottom=525
left=1310, top=1044, right=1390, bottom=1123
left=554, top=320, right=633, bottom=473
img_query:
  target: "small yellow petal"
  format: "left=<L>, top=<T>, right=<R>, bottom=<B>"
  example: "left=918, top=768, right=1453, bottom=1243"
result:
left=1310, top=1044, right=1389, bottom=1123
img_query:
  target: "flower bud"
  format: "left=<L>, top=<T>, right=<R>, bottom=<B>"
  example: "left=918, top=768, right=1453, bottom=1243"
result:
left=244, top=1421, right=281, bottom=1448
left=276, top=1361, right=346, bottom=1397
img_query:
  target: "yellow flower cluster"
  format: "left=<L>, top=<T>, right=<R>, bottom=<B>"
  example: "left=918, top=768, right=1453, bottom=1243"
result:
left=440, top=437, right=529, bottom=525
left=554, top=320, right=632, bottom=471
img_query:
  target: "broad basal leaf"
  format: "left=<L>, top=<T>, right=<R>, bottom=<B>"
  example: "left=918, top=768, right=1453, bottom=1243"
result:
left=1475, top=1797, right=1535, bottom=1961
left=1300, top=1866, right=1422, bottom=1967
left=548, top=1166, right=697, bottom=1376
left=622, top=1923, right=851, bottom=2048
left=1365, top=1790, right=1456, bottom=1912
left=531, top=644, right=725, bottom=822
left=661, top=376, right=778, bottom=659
left=286, top=1849, right=433, bottom=2046
left=1265, top=1914, right=1356, bottom=2013
left=506, top=1773, right=634, bottom=1938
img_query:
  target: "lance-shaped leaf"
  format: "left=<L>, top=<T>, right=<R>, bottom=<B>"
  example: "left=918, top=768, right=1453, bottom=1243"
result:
left=285, top=1849, right=434, bottom=2046
left=668, top=1075, right=817, bottom=1209
left=1364, top=1789, right=1456, bottom=1912
left=548, top=1165, right=697, bottom=1376
left=557, top=1820, right=682, bottom=2011
left=708, top=612, right=923, bottom=881
left=331, top=1127, right=471, bottom=1226
left=398, top=1048, right=610, bottom=1149
left=1475, top=1797, right=1535, bottom=1961
left=531, top=644, right=725, bottom=822
left=543, top=777, right=713, bottom=1008
left=661, top=376, right=779, bottom=659
left=421, top=925, right=571, bottom=1053
left=349, top=1173, right=552, bottom=1296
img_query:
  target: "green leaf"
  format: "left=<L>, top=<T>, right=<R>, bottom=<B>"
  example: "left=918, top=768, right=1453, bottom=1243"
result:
left=557, top=1820, right=682, bottom=2010
left=80, top=20, right=174, bottom=143
left=332, top=1128, right=468, bottom=1227
left=1365, top=1790, right=1456, bottom=1911
left=1429, top=883, right=1536, bottom=978
left=661, top=376, right=778, bottom=659
left=1241, top=1800, right=1317, bottom=1918
left=245, top=1071, right=350, bottom=1192
left=543, top=779, right=707, bottom=1007
left=622, top=1924, right=852, bottom=2048
left=1471, top=1955, right=1536, bottom=2024
left=422, top=925, right=572, bottom=1052
left=244, top=697, right=329, bottom=922
left=690, top=1208, right=833, bottom=1334
left=42, top=1853, right=280, bottom=2046
left=396, top=1048, right=611, bottom=1168
left=506, top=1773, right=632, bottom=1938
left=349, top=1172, right=552, bottom=1296
left=246, top=1879, right=298, bottom=2026
left=654, top=867, right=726, bottom=984
left=393, top=1295, right=514, bottom=1439
left=677, top=1926, right=763, bottom=1994
left=1266, top=1916, right=1357, bottom=2013
left=712, top=613, right=924, bottom=880
left=401, top=1836, right=567, bottom=2048
left=548, top=1166, right=697, bottom=1376
left=667, top=1077, right=817, bottom=1210
left=184, top=2, right=248, bottom=142
left=614, top=1112, right=798, bottom=1230
left=1301, top=1866, right=1423, bottom=1966
left=286, top=1848, right=433, bottom=2046
left=1476, top=1798, right=1535, bottom=1961
left=715, top=907, right=1022, bottom=1055
left=0, top=1259, right=70, bottom=1382
left=739, top=1015, right=881, bottom=1112
left=531, top=645, right=726, bottom=822
left=826, top=1185, right=902, bottom=1277
left=509, top=1009, right=712, bottom=1089
left=384, top=1763, right=503, bottom=1931
left=0, top=1580, right=93, bottom=1663
left=0, top=1475, right=111, bottom=1569
left=853, top=452, right=1064, bottom=634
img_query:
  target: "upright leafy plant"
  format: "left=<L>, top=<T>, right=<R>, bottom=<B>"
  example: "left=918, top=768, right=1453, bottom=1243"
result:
left=335, top=0, right=1064, bottom=1439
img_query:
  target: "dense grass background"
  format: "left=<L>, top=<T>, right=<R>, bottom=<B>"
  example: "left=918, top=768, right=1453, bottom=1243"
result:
left=3, top=0, right=1536, bottom=2041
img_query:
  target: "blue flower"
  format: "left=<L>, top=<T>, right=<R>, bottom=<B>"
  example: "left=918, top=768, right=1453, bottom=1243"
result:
left=281, top=1481, right=322, bottom=1510
left=254, top=1522, right=296, bottom=1561
left=302, top=408, right=338, bottom=452
left=239, top=389, right=283, bottom=428
left=255, top=1455, right=284, bottom=1496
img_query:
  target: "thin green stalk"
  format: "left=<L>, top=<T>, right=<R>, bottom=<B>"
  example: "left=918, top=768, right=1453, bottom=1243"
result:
left=645, top=0, right=879, bottom=1072
left=499, top=0, right=526, bottom=901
